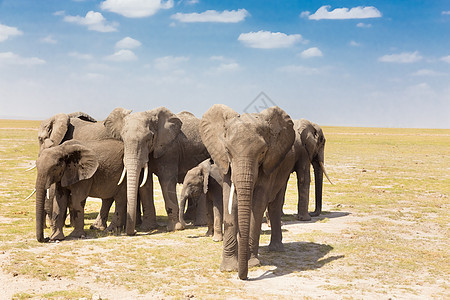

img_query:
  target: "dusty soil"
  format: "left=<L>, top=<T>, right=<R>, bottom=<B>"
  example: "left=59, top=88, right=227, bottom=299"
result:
left=1, top=206, right=445, bottom=299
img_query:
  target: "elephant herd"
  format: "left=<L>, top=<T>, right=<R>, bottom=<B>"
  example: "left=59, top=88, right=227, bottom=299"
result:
left=29, top=104, right=331, bottom=280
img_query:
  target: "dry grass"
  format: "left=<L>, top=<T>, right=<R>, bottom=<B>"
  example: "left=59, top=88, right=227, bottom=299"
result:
left=0, top=119, right=449, bottom=299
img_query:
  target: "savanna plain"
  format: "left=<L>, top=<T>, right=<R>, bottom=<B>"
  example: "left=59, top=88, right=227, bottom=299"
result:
left=0, top=119, right=448, bottom=299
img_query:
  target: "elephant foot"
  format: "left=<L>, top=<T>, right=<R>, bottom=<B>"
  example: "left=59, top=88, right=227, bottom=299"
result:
left=126, top=230, right=137, bottom=236
left=220, top=256, right=238, bottom=272
left=139, top=220, right=159, bottom=232
left=268, top=241, right=285, bottom=252
left=90, top=215, right=107, bottom=231
left=106, top=223, right=124, bottom=234
left=139, top=218, right=159, bottom=231
left=167, top=220, right=184, bottom=232
left=212, top=232, right=223, bottom=242
left=297, top=213, right=312, bottom=221
left=50, top=229, right=65, bottom=241
left=67, top=229, right=86, bottom=239
left=248, top=255, right=261, bottom=269
left=205, top=227, right=213, bottom=237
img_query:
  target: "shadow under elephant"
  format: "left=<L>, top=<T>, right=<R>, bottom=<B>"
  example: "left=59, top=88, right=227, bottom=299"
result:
left=279, top=210, right=351, bottom=225
left=249, top=241, right=344, bottom=281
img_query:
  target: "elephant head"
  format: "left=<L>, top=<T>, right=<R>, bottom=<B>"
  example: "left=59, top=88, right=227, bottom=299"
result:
left=37, top=112, right=97, bottom=155
left=179, top=158, right=213, bottom=227
left=35, top=140, right=99, bottom=242
left=296, top=119, right=332, bottom=217
left=38, top=113, right=70, bottom=155
left=104, top=107, right=182, bottom=235
left=200, top=104, right=295, bottom=280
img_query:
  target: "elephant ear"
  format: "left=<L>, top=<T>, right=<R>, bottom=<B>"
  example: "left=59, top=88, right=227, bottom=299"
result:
left=260, top=106, right=295, bottom=175
left=150, top=107, right=182, bottom=159
left=104, top=107, right=132, bottom=140
left=200, top=104, right=239, bottom=175
left=299, top=119, right=319, bottom=162
left=39, top=113, right=69, bottom=152
left=60, top=141, right=99, bottom=187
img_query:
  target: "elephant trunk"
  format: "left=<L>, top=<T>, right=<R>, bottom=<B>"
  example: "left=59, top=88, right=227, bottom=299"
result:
left=234, top=159, right=255, bottom=280
left=35, top=177, right=47, bottom=242
left=125, top=158, right=140, bottom=236
left=310, top=159, right=323, bottom=217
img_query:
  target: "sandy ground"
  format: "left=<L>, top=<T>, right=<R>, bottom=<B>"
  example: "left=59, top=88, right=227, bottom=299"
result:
left=1, top=207, right=442, bottom=299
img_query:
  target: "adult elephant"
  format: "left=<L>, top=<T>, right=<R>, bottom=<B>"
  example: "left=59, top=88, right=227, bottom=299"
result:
left=291, top=119, right=333, bottom=220
left=104, top=107, right=209, bottom=235
left=179, top=158, right=223, bottom=242
left=36, top=110, right=123, bottom=230
left=200, top=104, right=295, bottom=280
left=35, top=139, right=126, bottom=242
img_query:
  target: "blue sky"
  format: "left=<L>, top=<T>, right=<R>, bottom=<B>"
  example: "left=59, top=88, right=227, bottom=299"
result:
left=0, top=0, right=449, bottom=128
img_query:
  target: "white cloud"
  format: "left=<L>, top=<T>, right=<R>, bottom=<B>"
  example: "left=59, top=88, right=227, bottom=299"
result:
left=100, top=0, right=174, bottom=18
left=0, top=24, right=23, bottom=42
left=379, top=51, right=423, bottom=63
left=105, top=49, right=138, bottom=62
left=69, top=52, right=93, bottom=60
left=64, top=11, right=118, bottom=32
left=210, top=55, right=226, bottom=61
left=154, top=55, right=189, bottom=71
left=172, top=9, right=249, bottom=23
left=411, top=69, right=446, bottom=76
left=300, top=47, right=323, bottom=58
left=349, top=40, right=361, bottom=47
left=217, top=62, right=240, bottom=72
left=0, top=52, right=45, bottom=66
left=116, top=37, right=142, bottom=49
left=238, top=30, right=303, bottom=49
left=41, top=35, right=57, bottom=44
left=442, top=11, right=450, bottom=15
left=441, top=55, right=450, bottom=63
left=277, top=65, right=322, bottom=75
left=306, top=5, right=382, bottom=20
left=356, top=22, right=372, bottom=28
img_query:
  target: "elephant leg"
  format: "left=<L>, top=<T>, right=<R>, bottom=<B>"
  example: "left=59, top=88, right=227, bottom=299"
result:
left=211, top=185, right=223, bottom=242
left=220, top=172, right=238, bottom=272
left=90, top=198, right=114, bottom=230
left=45, top=184, right=56, bottom=230
left=139, top=175, right=158, bottom=231
left=296, top=165, right=312, bottom=221
left=205, top=194, right=214, bottom=237
left=158, top=174, right=183, bottom=231
left=68, top=204, right=76, bottom=227
left=67, top=182, right=90, bottom=239
left=183, top=197, right=196, bottom=221
left=50, top=184, right=69, bottom=241
left=248, top=188, right=268, bottom=268
left=107, top=190, right=127, bottom=234
left=195, top=193, right=208, bottom=226
left=268, top=187, right=286, bottom=252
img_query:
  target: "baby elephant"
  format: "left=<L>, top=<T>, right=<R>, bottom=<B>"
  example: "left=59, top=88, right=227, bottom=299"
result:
left=35, top=139, right=126, bottom=242
left=179, top=159, right=223, bottom=242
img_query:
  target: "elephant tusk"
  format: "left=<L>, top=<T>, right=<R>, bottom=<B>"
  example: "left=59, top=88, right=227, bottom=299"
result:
left=25, top=163, right=36, bottom=172
left=24, top=188, right=36, bottom=201
left=118, top=167, right=127, bottom=186
left=46, top=189, right=50, bottom=200
left=140, top=163, right=149, bottom=188
left=320, top=162, right=334, bottom=185
left=228, top=182, right=235, bottom=215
